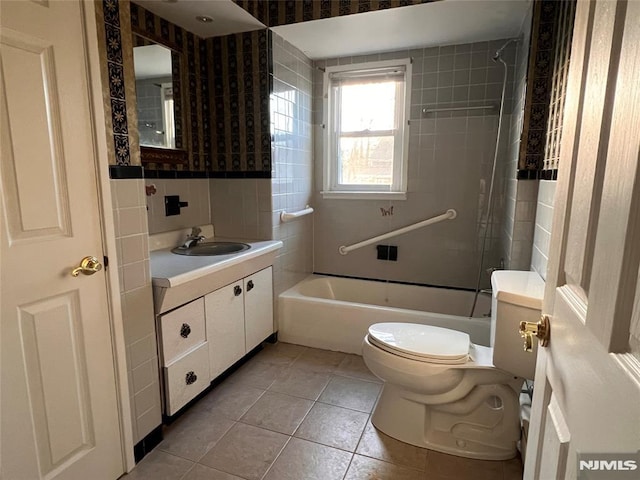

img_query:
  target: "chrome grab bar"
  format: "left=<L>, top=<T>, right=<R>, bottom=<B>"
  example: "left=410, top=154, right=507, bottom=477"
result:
left=338, top=209, right=457, bottom=256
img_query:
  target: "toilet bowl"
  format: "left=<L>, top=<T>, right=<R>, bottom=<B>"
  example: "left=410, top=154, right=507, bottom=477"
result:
left=362, top=271, right=544, bottom=460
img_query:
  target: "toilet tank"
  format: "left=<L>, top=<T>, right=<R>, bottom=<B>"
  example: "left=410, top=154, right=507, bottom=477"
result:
left=490, top=271, right=545, bottom=380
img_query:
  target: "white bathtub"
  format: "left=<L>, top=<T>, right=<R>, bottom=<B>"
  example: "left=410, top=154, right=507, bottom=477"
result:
left=278, top=275, right=492, bottom=354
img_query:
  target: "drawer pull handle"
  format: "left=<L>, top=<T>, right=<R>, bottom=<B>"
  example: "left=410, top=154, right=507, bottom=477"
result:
left=234, top=285, right=242, bottom=296
left=185, top=371, right=197, bottom=385
left=247, top=280, right=254, bottom=291
left=180, top=323, right=191, bottom=338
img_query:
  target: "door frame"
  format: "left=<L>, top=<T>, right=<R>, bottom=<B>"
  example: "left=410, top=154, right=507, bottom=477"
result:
left=81, top=1, right=135, bottom=472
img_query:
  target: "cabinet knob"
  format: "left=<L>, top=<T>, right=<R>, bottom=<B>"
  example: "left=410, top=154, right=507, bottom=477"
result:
left=234, top=285, right=242, bottom=296
left=247, top=280, right=254, bottom=292
left=185, top=371, right=197, bottom=385
left=180, top=323, right=191, bottom=338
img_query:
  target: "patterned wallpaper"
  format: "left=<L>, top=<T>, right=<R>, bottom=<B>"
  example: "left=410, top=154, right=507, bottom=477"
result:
left=232, top=0, right=435, bottom=27
left=518, top=0, right=576, bottom=178
left=207, top=30, right=272, bottom=175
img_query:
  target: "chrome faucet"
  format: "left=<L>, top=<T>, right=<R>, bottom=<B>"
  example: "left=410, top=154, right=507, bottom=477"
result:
left=182, top=226, right=205, bottom=249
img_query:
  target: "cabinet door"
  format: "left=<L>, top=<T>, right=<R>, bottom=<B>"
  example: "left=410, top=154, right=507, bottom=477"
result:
left=244, top=267, right=274, bottom=351
left=158, top=298, right=206, bottom=365
left=205, top=281, right=245, bottom=380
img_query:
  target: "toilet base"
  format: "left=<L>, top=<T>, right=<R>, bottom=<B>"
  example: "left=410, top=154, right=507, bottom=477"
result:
left=371, top=382, right=521, bottom=460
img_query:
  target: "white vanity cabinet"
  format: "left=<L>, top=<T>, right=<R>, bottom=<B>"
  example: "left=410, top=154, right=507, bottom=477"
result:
left=157, top=298, right=210, bottom=415
left=206, top=266, right=273, bottom=381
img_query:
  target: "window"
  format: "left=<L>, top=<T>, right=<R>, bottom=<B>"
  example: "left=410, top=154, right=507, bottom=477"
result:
left=323, top=59, right=411, bottom=199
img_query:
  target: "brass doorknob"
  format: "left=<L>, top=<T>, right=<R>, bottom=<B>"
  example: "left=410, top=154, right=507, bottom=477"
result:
left=71, top=256, right=103, bottom=277
left=519, top=315, right=550, bottom=352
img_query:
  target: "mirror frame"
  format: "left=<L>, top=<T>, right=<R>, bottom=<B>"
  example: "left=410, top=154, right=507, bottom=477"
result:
left=132, top=33, right=188, bottom=166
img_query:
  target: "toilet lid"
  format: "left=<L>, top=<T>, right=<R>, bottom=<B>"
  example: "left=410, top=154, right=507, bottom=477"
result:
left=367, top=323, right=470, bottom=364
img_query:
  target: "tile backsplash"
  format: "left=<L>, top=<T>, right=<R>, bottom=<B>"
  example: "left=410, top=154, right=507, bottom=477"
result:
left=146, top=179, right=211, bottom=234
left=531, top=180, right=556, bottom=279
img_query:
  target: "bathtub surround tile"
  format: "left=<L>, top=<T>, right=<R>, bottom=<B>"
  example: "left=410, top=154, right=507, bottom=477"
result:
left=356, top=422, right=428, bottom=471
left=263, top=438, right=352, bottom=480
left=344, top=455, right=425, bottom=480
left=318, top=376, right=382, bottom=413
left=239, top=391, right=314, bottom=435
left=199, top=423, right=288, bottom=480
left=121, top=450, right=193, bottom=480
left=336, top=354, right=382, bottom=383
left=425, top=450, right=504, bottom=480
left=294, top=403, right=369, bottom=452
left=191, top=381, right=265, bottom=421
left=268, top=367, right=332, bottom=400
left=157, top=409, right=234, bottom=461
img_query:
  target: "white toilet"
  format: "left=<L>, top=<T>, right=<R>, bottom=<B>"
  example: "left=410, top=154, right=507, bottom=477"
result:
left=362, top=271, right=544, bottom=460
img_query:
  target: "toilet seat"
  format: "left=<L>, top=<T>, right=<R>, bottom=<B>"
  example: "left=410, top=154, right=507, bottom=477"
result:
left=367, top=323, right=470, bottom=365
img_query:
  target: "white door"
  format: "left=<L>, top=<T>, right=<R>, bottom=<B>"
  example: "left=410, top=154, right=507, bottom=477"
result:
left=0, top=1, right=124, bottom=479
left=524, top=0, right=640, bottom=478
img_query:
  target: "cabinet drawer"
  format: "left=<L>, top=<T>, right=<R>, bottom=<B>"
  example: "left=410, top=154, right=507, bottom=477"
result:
left=159, top=298, right=205, bottom=364
left=163, top=343, right=210, bottom=415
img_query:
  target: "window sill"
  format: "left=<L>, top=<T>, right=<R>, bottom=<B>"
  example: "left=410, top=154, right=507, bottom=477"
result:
left=320, top=191, right=407, bottom=200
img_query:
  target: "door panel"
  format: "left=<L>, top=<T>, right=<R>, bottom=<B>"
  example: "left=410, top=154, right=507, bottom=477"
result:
left=526, top=0, right=640, bottom=478
left=244, top=267, right=274, bottom=351
left=1, top=1, right=123, bottom=479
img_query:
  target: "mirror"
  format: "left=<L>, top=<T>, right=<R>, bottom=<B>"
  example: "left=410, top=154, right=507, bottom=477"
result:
left=133, top=35, right=186, bottom=163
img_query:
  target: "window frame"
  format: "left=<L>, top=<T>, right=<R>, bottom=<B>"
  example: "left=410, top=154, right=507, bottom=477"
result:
left=322, top=58, right=412, bottom=200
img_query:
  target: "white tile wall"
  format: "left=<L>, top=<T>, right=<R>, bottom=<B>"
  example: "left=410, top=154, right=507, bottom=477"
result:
left=531, top=180, right=557, bottom=279
left=146, top=178, right=211, bottom=234
left=111, top=179, right=162, bottom=444
left=270, top=33, right=314, bottom=299
left=312, top=39, right=518, bottom=289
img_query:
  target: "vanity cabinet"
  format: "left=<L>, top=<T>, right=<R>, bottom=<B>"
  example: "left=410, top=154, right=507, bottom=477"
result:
left=156, top=266, right=274, bottom=415
left=206, top=267, right=273, bottom=380
left=157, top=298, right=210, bottom=415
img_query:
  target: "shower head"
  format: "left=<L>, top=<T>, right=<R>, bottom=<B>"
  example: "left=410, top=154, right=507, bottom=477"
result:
left=492, top=39, right=518, bottom=62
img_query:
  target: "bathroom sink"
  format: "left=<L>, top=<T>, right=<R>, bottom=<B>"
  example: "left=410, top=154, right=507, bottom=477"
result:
left=171, top=242, right=251, bottom=256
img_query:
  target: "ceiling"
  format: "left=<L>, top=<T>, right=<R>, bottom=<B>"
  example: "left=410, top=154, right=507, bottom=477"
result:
left=133, top=0, right=531, bottom=59
left=272, top=0, right=532, bottom=59
left=133, top=0, right=265, bottom=38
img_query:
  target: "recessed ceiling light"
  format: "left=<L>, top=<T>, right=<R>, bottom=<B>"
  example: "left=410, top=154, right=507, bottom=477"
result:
left=196, top=15, right=214, bottom=23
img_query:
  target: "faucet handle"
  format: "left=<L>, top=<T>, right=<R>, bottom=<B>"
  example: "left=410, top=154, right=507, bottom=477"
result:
left=190, top=226, right=202, bottom=237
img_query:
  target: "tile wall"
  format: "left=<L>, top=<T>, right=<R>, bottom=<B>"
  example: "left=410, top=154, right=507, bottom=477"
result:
left=501, top=4, right=538, bottom=271
left=146, top=178, right=211, bottom=234
left=531, top=180, right=556, bottom=279
left=270, top=33, right=314, bottom=298
left=111, top=179, right=162, bottom=444
left=312, top=40, right=517, bottom=289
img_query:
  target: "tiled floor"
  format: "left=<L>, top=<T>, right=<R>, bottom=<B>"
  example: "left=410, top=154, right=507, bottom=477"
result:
left=123, top=342, right=523, bottom=480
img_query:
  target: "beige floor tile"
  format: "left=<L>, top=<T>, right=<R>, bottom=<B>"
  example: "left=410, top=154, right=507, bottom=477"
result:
left=157, top=409, right=234, bottom=461
left=294, top=403, right=369, bottom=452
left=182, top=463, right=244, bottom=480
left=268, top=367, right=332, bottom=400
left=503, top=455, right=523, bottom=480
left=191, top=381, right=265, bottom=421
left=226, top=359, right=288, bottom=389
left=356, top=422, right=428, bottom=471
left=426, top=450, right=504, bottom=480
left=199, top=423, right=288, bottom=480
left=253, top=342, right=307, bottom=366
left=336, top=354, right=382, bottom=383
left=291, top=347, right=346, bottom=373
left=121, top=450, right=193, bottom=480
left=318, top=375, right=382, bottom=413
left=344, top=454, right=425, bottom=480
left=240, top=391, right=314, bottom=434
left=263, top=437, right=352, bottom=480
